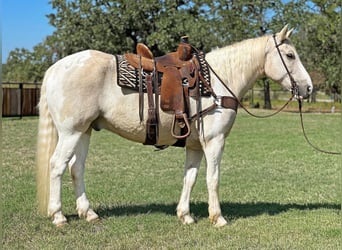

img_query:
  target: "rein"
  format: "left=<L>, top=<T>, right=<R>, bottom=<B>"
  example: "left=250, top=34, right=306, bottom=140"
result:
left=297, top=99, right=341, bottom=155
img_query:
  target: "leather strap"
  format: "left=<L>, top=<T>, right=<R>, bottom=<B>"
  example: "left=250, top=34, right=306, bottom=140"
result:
left=220, top=96, right=238, bottom=112
left=138, top=56, right=144, bottom=122
left=153, top=62, right=160, bottom=141
left=144, top=74, right=157, bottom=145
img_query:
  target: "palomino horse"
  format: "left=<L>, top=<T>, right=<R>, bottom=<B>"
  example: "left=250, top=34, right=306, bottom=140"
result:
left=36, top=25, right=312, bottom=227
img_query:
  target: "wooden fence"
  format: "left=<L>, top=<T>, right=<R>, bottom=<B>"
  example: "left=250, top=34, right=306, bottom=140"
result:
left=2, top=82, right=41, bottom=117
left=2, top=82, right=339, bottom=117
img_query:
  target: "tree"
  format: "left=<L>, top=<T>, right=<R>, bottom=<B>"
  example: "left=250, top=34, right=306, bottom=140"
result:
left=3, top=48, right=36, bottom=82
left=46, top=0, right=284, bottom=56
left=47, top=0, right=220, bottom=56
left=208, top=0, right=283, bottom=109
left=3, top=37, right=60, bottom=82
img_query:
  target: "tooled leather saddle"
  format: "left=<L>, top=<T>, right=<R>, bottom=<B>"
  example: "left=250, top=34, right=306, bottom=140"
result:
left=116, top=37, right=236, bottom=146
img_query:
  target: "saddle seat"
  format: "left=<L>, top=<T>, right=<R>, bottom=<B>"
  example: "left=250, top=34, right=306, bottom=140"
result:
left=125, top=41, right=197, bottom=81
left=124, top=37, right=200, bottom=141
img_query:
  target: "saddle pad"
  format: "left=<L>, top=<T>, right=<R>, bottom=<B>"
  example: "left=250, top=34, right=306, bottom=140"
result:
left=116, top=53, right=211, bottom=96
left=116, top=55, right=154, bottom=93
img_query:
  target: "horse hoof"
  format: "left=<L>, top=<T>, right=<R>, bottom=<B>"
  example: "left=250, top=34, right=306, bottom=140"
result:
left=52, top=213, right=68, bottom=227
left=181, top=215, right=196, bottom=225
left=213, top=216, right=228, bottom=228
left=86, top=209, right=99, bottom=222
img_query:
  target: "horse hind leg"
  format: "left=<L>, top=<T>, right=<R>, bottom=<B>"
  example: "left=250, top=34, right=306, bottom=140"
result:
left=177, top=148, right=203, bottom=224
left=68, top=129, right=98, bottom=222
left=48, top=132, right=83, bottom=226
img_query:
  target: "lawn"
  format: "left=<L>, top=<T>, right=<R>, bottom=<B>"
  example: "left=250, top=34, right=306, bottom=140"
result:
left=2, top=110, right=341, bottom=249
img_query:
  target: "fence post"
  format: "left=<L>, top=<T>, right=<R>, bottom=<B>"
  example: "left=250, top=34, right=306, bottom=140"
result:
left=19, top=83, right=23, bottom=119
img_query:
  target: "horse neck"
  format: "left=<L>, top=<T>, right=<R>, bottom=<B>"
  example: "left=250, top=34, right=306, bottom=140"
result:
left=206, top=36, right=269, bottom=99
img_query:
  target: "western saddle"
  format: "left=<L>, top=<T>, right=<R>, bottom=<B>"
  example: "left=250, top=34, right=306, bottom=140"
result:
left=122, top=36, right=238, bottom=146
left=123, top=36, right=200, bottom=145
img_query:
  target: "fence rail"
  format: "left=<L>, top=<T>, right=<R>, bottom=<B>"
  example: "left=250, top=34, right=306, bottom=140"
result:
left=2, top=82, right=340, bottom=117
left=2, top=82, right=41, bottom=117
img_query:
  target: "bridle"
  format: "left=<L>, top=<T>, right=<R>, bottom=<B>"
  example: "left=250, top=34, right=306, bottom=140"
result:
left=272, top=34, right=300, bottom=99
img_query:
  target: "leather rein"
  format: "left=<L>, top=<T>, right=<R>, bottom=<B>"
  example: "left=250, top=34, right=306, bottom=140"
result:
left=193, top=35, right=341, bottom=155
left=273, top=34, right=340, bottom=155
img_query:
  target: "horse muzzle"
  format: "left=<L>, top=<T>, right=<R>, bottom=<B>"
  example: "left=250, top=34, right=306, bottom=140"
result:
left=301, top=84, right=313, bottom=99
left=293, top=84, right=312, bottom=100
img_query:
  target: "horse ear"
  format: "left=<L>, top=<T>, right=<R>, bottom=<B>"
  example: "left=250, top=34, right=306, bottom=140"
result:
left=278, top=24, right=289, bottom=42
left=286, top=28, right=294, bottom=39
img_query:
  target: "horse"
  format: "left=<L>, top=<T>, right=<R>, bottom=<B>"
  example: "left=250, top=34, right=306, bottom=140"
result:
left=36, top=25, right=312, bottom=227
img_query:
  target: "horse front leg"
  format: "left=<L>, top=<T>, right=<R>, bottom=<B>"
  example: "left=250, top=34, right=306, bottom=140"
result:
left=203, top=135, right=228, bottom=227
left=177, top=148, right=203, bottom=224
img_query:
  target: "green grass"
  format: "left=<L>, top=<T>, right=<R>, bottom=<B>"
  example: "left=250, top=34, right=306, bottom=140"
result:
left=2, top=110, right=341, bottom=249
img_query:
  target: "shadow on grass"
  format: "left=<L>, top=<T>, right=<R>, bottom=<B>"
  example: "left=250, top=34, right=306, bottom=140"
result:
left=93, top=201, right=340, bottom=222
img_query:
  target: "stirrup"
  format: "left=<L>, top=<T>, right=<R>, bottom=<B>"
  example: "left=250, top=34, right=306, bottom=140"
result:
left=171, top=113, right=191, bottom=139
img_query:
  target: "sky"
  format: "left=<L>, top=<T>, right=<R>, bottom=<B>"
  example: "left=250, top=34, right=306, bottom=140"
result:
left=2, top=0, right=55, bottom=63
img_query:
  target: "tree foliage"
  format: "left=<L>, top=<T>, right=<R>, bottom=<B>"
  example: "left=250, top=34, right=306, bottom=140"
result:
left=3, top=0, right=340, bottom=96
left=46, top=0, right=218, bottom=56
left=284, top=0, right=341, bottom=93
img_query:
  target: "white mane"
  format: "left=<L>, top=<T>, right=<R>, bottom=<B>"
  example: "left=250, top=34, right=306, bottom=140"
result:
left=206, top=35, right=269, bottom=98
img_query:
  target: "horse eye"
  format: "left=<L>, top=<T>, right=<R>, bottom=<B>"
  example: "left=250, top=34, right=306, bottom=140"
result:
left=286, top=53, right=295, bottom=59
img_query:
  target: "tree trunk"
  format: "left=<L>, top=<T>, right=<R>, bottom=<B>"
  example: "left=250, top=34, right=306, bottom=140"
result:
left=263, top=78, right=272, bottom=109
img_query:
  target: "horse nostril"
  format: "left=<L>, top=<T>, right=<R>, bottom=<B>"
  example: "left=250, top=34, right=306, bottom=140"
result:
left=307, top=85, right=312, bottom=93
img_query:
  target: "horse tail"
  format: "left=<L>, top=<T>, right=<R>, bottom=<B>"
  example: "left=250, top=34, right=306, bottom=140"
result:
left=36, top=81, right=57, bottom=216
